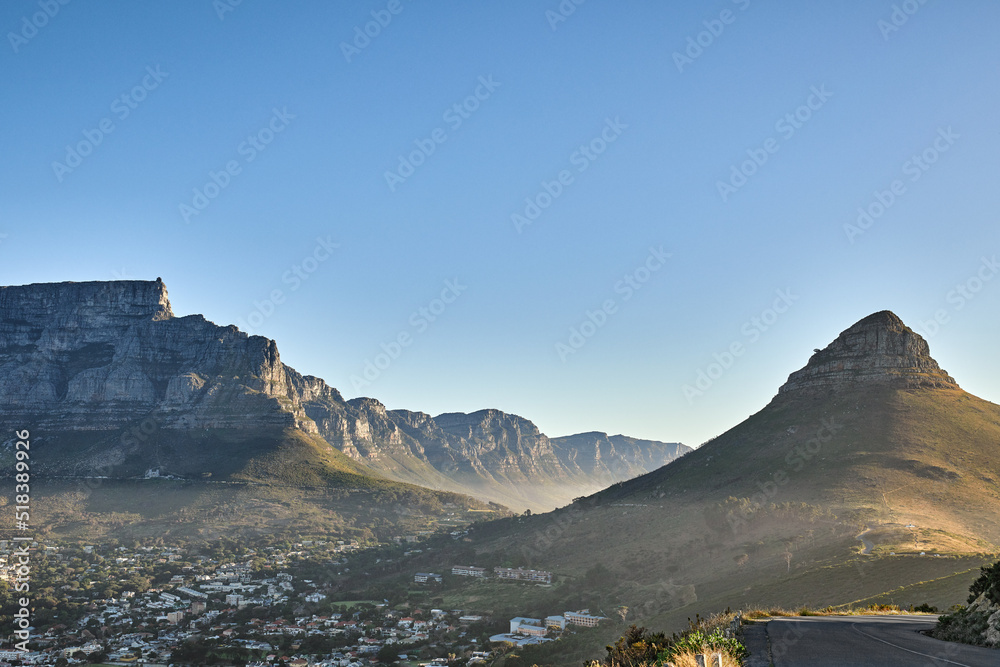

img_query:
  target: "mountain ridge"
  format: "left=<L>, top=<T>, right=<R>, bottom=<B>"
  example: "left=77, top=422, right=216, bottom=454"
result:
left=0, top=279, right=689, bottom=511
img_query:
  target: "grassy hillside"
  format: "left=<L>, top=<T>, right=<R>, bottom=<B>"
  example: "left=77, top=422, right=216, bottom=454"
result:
left=0, top=426, right=508, bottom=542
left=422, top=384, right=1000, bottom=663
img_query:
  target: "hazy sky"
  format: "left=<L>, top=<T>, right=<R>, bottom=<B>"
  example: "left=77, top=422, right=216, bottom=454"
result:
left=3, top=1, right=998, bottom=447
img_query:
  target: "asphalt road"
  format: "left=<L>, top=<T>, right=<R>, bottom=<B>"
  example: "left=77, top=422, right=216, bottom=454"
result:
left=767, top=615, right=999, bottom=666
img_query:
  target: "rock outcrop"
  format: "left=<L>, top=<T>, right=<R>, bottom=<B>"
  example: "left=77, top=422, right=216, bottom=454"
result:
left=0, top=280, right=687, bottom=510
left=778, top=310, right=958, bottom=395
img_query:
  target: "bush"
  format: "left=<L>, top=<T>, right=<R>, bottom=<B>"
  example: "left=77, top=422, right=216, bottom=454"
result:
left=602, top=625, right=670, bottom=667
left=596, top=613, right=748, bottom=667
left=910, top=603, right=938, bottom=613
left=657, top=627, right=747, bottom=663
left=931, top=558, right=1000, bottom=647
left=933, top=607, right=990, bottom=645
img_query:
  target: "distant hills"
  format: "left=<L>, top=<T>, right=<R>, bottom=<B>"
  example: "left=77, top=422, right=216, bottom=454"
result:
left=460, top=310, right=1000, bottom=638
left=0, top=280, right=688, bottom=536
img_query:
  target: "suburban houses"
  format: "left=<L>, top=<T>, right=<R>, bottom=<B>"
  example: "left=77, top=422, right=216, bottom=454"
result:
left=0, top=540, right=508, bottom=666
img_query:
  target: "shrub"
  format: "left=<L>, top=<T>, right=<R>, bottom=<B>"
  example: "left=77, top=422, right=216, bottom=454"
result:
left=602, top=625, right=670, bottom=667
left=656, top=627, right=747, bottom=663
left=933, top=607, right=990, bottom=645
left=931, top=558, right=1000, bottom=647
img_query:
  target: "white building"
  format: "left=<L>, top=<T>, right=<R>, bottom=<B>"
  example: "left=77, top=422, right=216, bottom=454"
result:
left=564, top=609, right=606, bottom=627
left=545, top=615, right=566, bottom=630
left=494, top=567, right=552, bottom=584
left=509, top=617, right=547, bottom=637
left=452, top=565, right=486, bottom=578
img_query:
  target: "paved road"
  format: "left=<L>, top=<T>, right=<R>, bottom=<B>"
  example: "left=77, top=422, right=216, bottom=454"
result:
left=767, top=615, right=999, bottom=666
left=857, top=529, right=875, bottom=555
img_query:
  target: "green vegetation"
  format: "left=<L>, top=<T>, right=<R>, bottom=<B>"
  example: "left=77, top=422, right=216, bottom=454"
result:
left=967, top=559, right=1000, bottom=605
left=574, top=610, right=745, bottom=667
left=932, top=558, right=1000, bottom=648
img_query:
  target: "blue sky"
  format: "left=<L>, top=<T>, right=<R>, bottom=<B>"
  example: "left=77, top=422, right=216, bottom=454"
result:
left=2, top=1, right=998, bottom=447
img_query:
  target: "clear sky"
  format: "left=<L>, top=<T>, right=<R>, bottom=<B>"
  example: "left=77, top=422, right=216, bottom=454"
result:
left=2, top=1, right=998, bottom=448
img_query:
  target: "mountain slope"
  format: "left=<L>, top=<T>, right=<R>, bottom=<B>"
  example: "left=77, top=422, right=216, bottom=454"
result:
left=459, top=310, right=1000, bottom=644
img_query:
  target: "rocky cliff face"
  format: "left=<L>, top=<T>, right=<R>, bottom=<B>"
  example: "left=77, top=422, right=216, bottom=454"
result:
left=0, top=280, right=687, bottom=510
left=778, top=310, right=958, bottom=395
left=550, top=432, right=691, bottom=483
left=0, top=279, right=329, bottom=433
left=314, top=403, right=689, bottom=510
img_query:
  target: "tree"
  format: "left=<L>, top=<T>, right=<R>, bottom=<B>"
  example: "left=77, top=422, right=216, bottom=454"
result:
left=377, top=644, right=400, bottom=662
left=967, top=559, right=1000, bottom=605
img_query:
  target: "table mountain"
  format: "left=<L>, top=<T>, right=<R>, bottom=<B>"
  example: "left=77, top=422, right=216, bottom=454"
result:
left=0, top=280, right=687, bottom=513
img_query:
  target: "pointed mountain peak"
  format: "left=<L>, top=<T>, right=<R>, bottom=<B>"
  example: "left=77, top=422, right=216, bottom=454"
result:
left=778, top=310, right=958, bottom=394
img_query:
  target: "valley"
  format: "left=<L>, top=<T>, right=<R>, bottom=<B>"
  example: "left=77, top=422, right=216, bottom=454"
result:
left=2, top=284, right=999, bottom=665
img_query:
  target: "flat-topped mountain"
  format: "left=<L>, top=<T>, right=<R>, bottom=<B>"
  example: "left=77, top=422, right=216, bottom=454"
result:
left=0, top=279, right=332, bottom=435
left=0, top=280, right=687, bottom=513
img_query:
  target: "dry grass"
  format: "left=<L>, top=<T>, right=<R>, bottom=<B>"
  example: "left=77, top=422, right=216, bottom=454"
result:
left=666, top=651, right=741, bottom=667
left=741, top=602, right=935, bottom=620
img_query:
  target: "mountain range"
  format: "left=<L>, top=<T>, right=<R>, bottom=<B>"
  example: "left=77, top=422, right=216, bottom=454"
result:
left=6, top=279, right=998, bottom=654
left=0, top=279, right=688, bottom=517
